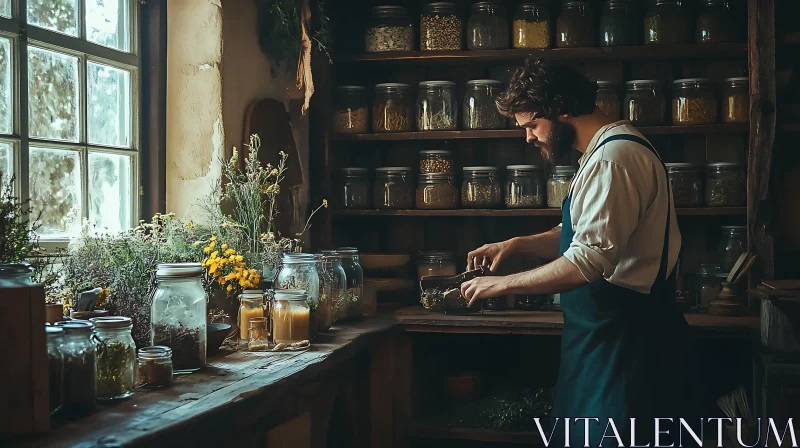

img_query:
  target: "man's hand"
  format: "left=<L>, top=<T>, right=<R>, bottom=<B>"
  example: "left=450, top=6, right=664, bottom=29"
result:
left=467, top=239, right=516, bottom=272
left=460, top=276, right=509, bottom=308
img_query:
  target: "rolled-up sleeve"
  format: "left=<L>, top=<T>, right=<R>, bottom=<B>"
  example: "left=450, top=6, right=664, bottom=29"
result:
left=562, top=161, right=641, bottom=282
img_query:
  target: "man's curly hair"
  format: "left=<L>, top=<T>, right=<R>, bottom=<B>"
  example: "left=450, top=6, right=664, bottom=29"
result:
left=496, top=58, right=598, bottom=120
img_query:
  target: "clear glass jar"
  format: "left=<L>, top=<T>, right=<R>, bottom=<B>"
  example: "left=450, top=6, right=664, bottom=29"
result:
left=644, top=0, right=692, bottom=45
left=666, top=163, right=702, bottom=207
left=467, top=2, right=508, bottom=50
left=596, top=81, right=621, bottom=120
left=271, top=290, right=311, bottom=345
left=46, top=326, right=64, bottom=415
left=505, top=165, right=543, bottom=208
left=705, top=162, right=746, bottom=207
left=695, top=0, right=740, bottom=44
left=418, top=251, right=458, bottom=281
left=0, top=262, right=35, bottom=287
left=719, top=226, right=747, bottom=273
left=373, top=83, right=413, bottom=133
left=547, top=166, right=577, bottom=208
left=335, top=167, right=370, bottom=209
left=722, top=77, right=748, bottom=124
left=672, top=78, right=718, bottom=125
left=313, top=255, right=333, bottom=335
left=420, top=149, right=454, bottom=174
left=417, top=173, right=459, bottom=209
left=600, top=0, right=639, bottom=47
left=275, top=253, right=321, bottom=322
left=421, top=2, right=462, bottom=51
left=333, top=86, right=368, bottom=134
left=463, top=79, right=506, bottom=130
left=418, top=81, right=457, bottom=131
left=238, top=290, right=264, bottom=346
left=374, top=167, right=414, bottom=209
left=338, top=247, right=364, bottom=320
left=461, top=166, right=502, bottom=208
left=624, top=80, right=666, bottom=126
left=91, top=316, right=136, bottom=401
left=365, top=6, right=413, bottom=52
left=513, top=3, right=551, bottom=49
left=557, top=1, right=594, bottom=48
left=696, top=264, right=723, bottom=308
left=55, top=321, right=96, bottom=415
left=137, top=346, right=173, bottom=388
left=150, top=263, right=207, bottom=372
left=247, top=317, right=270, bottom=351
left=321, top=251, right=348, bottom=324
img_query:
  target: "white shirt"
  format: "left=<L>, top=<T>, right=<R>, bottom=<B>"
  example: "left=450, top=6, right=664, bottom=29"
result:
left=561, top=121, right=682, bottom=294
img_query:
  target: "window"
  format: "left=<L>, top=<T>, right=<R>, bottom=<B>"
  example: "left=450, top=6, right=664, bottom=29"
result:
left=0, top=0, right=138, bottom=239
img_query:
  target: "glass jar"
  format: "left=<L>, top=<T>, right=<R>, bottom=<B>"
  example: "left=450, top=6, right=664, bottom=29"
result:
left=418, top=251, right=458, bottom=281
left=46, top=326, right=64, bottom=415
left=696, top=264, right=723, bottom=308
left=665, top=163, right=702, bottom=207
left=556, top=1, right=594, bottom=48
left=335, top=167, right=370, bottom=209
left=596, top=81, right=621, bottom=120
left=0, top=262, right=34, bottom=287
left=672, top=78, right=717, bottom=125
left=418, top=81, right=457, bottom=131
left=271, top=290, right=311, bottom=345
left=55, top=321, right=96, bottom=415
left=505, top=165, right=544, bottom=208
left=719, top=226, right=747, bottom=273
left=461, top=166, right=502, bottom=208
left=421, top=2, right=462, bottom=51
left=238, top=290, right=264, bottom=347
left=600, top=0, right=639, bottom=46
left=417, top=173, right=459, bottom=209
left=150, top=263, right=207, bottom=372
left=695, top=0, right=740, bottom=44
left=337, top=247, right=364, bottom=320
left=321, top=251, right=348, bottom=324
left=275, top=253, right=321, bottom=323
left=137, top=346, right=173, bottom=388
left=624, top=80, right=666, bottom=126
left=333, top=86, right=368, bottom=134
left=463, top=79, right=506, bottom=130
left=547, top=166, right=577, bottom=208
left=313, top=255, right=333, bottom=335
left=420, top=149, right=454, bottom=174
left=365, top=6, right=413, bottom=52
left=722, top=77, right=748, bottom=124
left=467, top=2, right=508, bottom=50
left=373, top=83, right=413, bottom=133
left=513, top=3, right=551, bottom=49
left=247, top=317, right=270, bottom=351
left=374, top=167, right=414, bottom=209
left=705, top=162, right=746, bottom=207
left=91, top=316, right=136, bottom=401
left=644, top=0, right=692, bottom=45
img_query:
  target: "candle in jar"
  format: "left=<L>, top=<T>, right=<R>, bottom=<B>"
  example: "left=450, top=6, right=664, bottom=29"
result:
left=272, top=299, right=310, bottom=344
left=239, top=306, right=264, bottom=339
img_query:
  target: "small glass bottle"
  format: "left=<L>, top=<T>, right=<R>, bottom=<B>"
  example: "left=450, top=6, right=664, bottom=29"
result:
left=238, top=290, right=264, bottom=348
left=91, top=316, right=136, bottom=401
left=467, top=2, right=509, bottom=50
left=596, top=81, right=621, bottom=120
left=624, top=80, right=666, bottom=126
left=374, top=167, right=414, bottom=209
left=421, top=2, right=462, bottom=51
left=463, top=79, right=506, bottom=130
left=373, top=83, right=413, bottom=133
left=461, top=166, right=502, bottom=208
left=600, top=0, right=639, bottom=47
left=695, top=0, right=740, bottom=44
left=644, top=0, right=692, bottom=45
left=672, top=78, right=718, bottom=125
left=46, top=326, right=64, bottom=415
left=513, top=3, right=551, bottom=49
left=505, top=165, right=543, bottom=208
left=417, top=173, right=459, bottom=209
left=137, top=346, right=173, bottom=388
left=338, top=247, right=364, bottom=320
left=719, top=226, right=747, bottom=273
left=547, top=166, right=577, bottom=208
left=556, top=1, right=594, bottom=48
left=55, top=320, right=96, bottom=415
left=419, top=149, right=454, bottom=174
left=333, top=86, right=368, bottom=134
left=417, top=251, right=458, bottom=281
left=418, top=81, right=458, bottom=131
left=722, top=77, right=748, bottom=123
left=665, top=163, right=702, bottom=207
left=335, top=167, right=370, bottom=209
left=365, top=6, right=413, bottom=52
left=271, top=290, right=311, bottom=345
left=696, top=264, right=723, bottom=308
left=248, top=317, right=270, bottom=351
left=705, top=162, right=746, bottom=207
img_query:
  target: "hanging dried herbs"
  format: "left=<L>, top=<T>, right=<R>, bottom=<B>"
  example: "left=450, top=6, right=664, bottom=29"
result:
left=257, top=0, right=332, bottom=78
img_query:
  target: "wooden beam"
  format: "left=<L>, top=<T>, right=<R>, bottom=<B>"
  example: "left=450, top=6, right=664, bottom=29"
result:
left=140, top=0, right=167, bottom=218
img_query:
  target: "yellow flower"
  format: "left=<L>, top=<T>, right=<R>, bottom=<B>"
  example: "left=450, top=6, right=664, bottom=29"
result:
left=209, top=241, right=216, bottom=250
left=210, top=236, right=217, bottom=241
left=204, top=247, right=211, bottom=254
left=211, top=251, right=219, bottom=259
left=236, top=255, right=243, bottom=262
left=209, top=263, right=218, bottom=274
left=217, top=277, right=226, bottom=285
left=221, top=244, right=228, bottom=250
left=225, top=249, right=235, bottom=256
left=226, top=284, right=233, bottom=293
left=322, top=199, right=328, bottom=208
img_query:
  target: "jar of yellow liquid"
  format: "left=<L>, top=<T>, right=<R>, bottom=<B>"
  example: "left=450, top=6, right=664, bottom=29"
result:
left=238, top=290, right=264, bottom=348
left=271, top=290, right=311, bottom=345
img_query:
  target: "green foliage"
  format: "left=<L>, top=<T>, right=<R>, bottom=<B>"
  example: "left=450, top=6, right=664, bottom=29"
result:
left=446, top=387, right=555, bottom=432
left=257, top=0, right=332, bottom=77
left=0, top=174, right=40, bottom=263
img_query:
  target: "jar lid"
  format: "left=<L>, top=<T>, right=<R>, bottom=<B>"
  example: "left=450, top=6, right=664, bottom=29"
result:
left=90, top=316, right=132, bottom=329
left=56, top=320, right=94, bottom=333
left=321, top=250, right=342, bottom=260
left=519, top=2, right=549, bottom=11
left=604, top=0, right=635, bottom=9
left=472, top=2, right=504, bottom=11
left=157, top=262, right=203, bottom=278
left=707, top=162, right=743, bottom=168
left=419, top=80, right=456, bottom=88
left=371, top=5, right=409, bottom=17
left=375, top=82, right=410, bottom=91
left=463, top=166, right=498, bottom=172
left=419, top=251, right=456, bottom=263
left=337, top=85, right=366, bottom=91
left=282, top=253, right=317, bottom=264
left=338, top=167, right=369, bottom=174
left=138, top=345, right=172, bottom=359
left=673, top=78, right=711, bottom=87
left=552, top=165, right=578, bottom=174
left=563, top=1, right=590, bottom=8
left=465, top=79, right=503, bottom=87
left=419, top=172, right=455, bottom=181
left=0, top=262, right=34, bottom=276
left=273, top=289, right=309, bottom=301
left=724, top=77, right=748, bottom=86
left=665, top=162, right=699, bottom=171
left=721, top=225, right=746, bottom=231
left=46, top=326, right=64, bottom=336
left=656, top=0, right=681, bottom=5
left=420, top=149, right=452, bottom=155
left=506, top=164, right=539, bottom=171
left=596, top=80, right=618, bottom=89
left=337, top=247, right=360, bottom=255
left=375, top=166, right=413, bottom=172
left=625, top=80, right=661, bottom=90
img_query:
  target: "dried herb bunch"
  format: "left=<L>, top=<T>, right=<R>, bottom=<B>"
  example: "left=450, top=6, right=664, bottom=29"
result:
left=257, top=0, right=332, bottom=77
left=0, top=174, right=41, bottom=263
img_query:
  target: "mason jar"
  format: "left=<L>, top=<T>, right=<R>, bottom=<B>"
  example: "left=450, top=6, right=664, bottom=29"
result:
left=596, top=81, right=621, bottom=120
left=719, top=226, right=747, bottom=273
left=665, top=163, right=702, bottom=207
left=461, top=166, right=502, bottom=208
left=313, top=255, right=333, bottom=335
left=696, top=264, right=723, bottom=308
left=137, top=346, right=173, bottom=388
left=374, top=167, right=414, bottom=209
left=556, top=1, right=594, bottom=48
left=547, top=166, right=577, bottom=208
left=722, top=77, right=748, bottom=123
left=275, top=253, right=321, bottom=322
left=695, top=0, right=740, bottom=44
left=600, top=0, right=639, bottom=46
left=238, top=290, right=264, bottom=347
left=419, top=149, right=454, bottom=174
left=418, top=251, right=458, bottom=281
left=505, top=165, right=544, bottom=208
left=421, top=2, right=462, bottom=51
left=418, top=81, right=458, bottom=131
left=417, top=173, right=459, bottom=209
left=672, top=78, right=718, bottom=125
left=513, top=3, right=551, bottom=49
left=55, top=321, right=96, bottom=415
left=705, top=162, right=746, bottom=207
left=333, top=85, right=368, bottom=134
left=463, top=79, right=506, bottom=130
left=467, top=2, right=508, bottom=50
left=644, top=0, right=692, bottom=45
left=151, top=263, right=207, bottom=372
left=365, top=5, right=413, bottom=52
left=271, top=290, right=311, bottom=345
left=321, top=251, right=348, bottom=324
left=373, top=83, right=413, bottom=133
left=338, top=247, right=364, bottom=320
left=46, top=326, right=64, bottom=415
left=91, top=316, right=136, bottom=401
left=335, top=167, right=370, bottom=209
left=624, top=80, right=666, bottom=126
left=0, top=262, right=35, bottom=288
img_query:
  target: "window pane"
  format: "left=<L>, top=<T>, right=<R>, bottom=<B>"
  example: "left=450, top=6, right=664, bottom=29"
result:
left=28, top=47, right=80, bottom=142
left=28, top=0, right=80, bottom=37
left=0, top=142, right=11, bottom=179
left=29, top=147, right=82, bottom=237
left=88, top=62, right=131, bottom=147
left=87, top=0, right=130, bottom=52
left=89, top=152, right=131, bottom=234
left=0, top=0, right=9, bottom=19
left=0, top=37, right=11, bottom=134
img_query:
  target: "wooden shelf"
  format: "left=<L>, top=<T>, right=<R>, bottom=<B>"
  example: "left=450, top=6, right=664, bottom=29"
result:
left=781, top=123, right=800, bottom=132
left=332, top=207, right=746, bottom=217
left=410, top=423, right=537, bottom=445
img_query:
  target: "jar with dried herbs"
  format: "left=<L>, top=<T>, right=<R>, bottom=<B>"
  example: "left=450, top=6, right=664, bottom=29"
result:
left=335, top=167, right=370, bottom=209
left=419, top=149, right=454, bottom=174
left=418, top=251, right=458, bottom=281
left=338, top=247, right=364, bottom=320
left=696, top=264, right=723, bottom=308
left=624, top=80, right=666, bottom=126
left=333, top=86, right=368, bottom=134
left=137, top=346, right=173, bottom=388
left=505, top=165, right=544, bottom=208
left=672, top=78, right=717, bottom=125
left=418, top=81, right=457, bottom=131
left=365, top=6, right=413, bottom=52
left=463, top=79, right=506, bottom=130
left=705, top=162, right=745, bottom=207
left=373, top=83, right=412, bottom=133
left=275, top=253, right=321, bottom=321
left=46, top=326, right=64, bottom=415
left=374, top=167, right=414, bottom=209
left=695, top=0, right=740, bottom=44
left=421, top=2, right=462, bottom=51
left=600, top=0, right=639, bottom=46
left=547, top=166, right=577, bottom=208
left=461, top=166, right=501, bottom=208
left=467, top=2, right=508, bottom=50
left=321, top=251, right=348, bottom=323
left=55, top=321, right=96, bottom=415
left=722, top=77, right=748, bottom=123
left=91, top=316, right=136, bottom=401
left=644, top=0, right=692, bottom=45
left=596, top=81, right=621, bottom=120
left=556, top=1, right=594, bottom=48
left=718, top=226, right=747, bottom=273
left=513, top=3, right=551, bottom=49
left=665, top=163, right=702, bottom=207
left=417, top=173, right=459, bottom=209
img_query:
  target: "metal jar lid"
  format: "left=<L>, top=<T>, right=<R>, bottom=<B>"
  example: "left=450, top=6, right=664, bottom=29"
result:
left=90, top=316, right=133, bottom=329
left=55, top=320, right=94, bottom=334
left=665, top=162, right=699, bottom=172
left=552, top=165, right=578, bottom=174
left=375, top=82, right=410, bottom=91
left=418, top=251, right=456, bottom=263
left=465, top=79, right=503, bottom=87
left=273, top=289, right=309, bottom=301
left=156, top=262, right=203, bottom=278
left=419, top=80, right=456, bottom=88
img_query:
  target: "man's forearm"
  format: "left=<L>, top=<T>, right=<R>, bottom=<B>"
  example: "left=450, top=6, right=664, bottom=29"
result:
left=509, top=226, right=562, bottom=260
left=504, top=256, right=587, bottom=296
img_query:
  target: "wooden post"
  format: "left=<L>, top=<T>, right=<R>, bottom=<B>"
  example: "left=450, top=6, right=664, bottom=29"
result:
left=370, top=332, right=413, bottom=448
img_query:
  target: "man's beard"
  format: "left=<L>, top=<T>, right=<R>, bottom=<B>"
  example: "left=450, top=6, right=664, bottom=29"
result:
left=535, top=120, right=576, bottom=164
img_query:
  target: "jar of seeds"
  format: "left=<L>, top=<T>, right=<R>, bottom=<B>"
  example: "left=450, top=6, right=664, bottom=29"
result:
left=467, top=2, right=509, bottom=50
left=420, top=149, right=454, bottom=174
left=672, top=78, right=718, bottom=125
left=705, top=162, right=746, bottom=207
left=463, top=79, right=506, bottom=130
left=547, top=166, right=577, bottom=208
left=417, top=173, right=459, bottom=209
left=365, top=6, right=414, bottom=52
left=596, top=81, right=621, bottom=120
left=335, top=167, right=370, bottom=209
left=373, top=83, right=412, bottom=133
left=513, top=3, right=551, bottom=49
left=695, top=0, right=740, bottom=44
left=418, top=81, right=458, bottom=131
left=333, top=86, right=368, bottom=134
left=375, top=167, right=414, bottom=209
left=421, top=2, right=462, bottom=51
left=644, top=0, right=692, bottom=45
left=556, top=1, right=595, bottom=48
left=505, top=165, right=543, bottom=208
left=665, top=163, right=702, bottom=207
left=461, top=166, right=502, bottom=208
left=624, top=80, right=666, bottom=126
left=600, top=0, right=639, bottom=46
left=722, top=77, right=748, bottom=123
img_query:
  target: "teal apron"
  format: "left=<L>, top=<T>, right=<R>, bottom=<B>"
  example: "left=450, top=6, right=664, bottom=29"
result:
left=553, top=134, right=690, bottom=446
